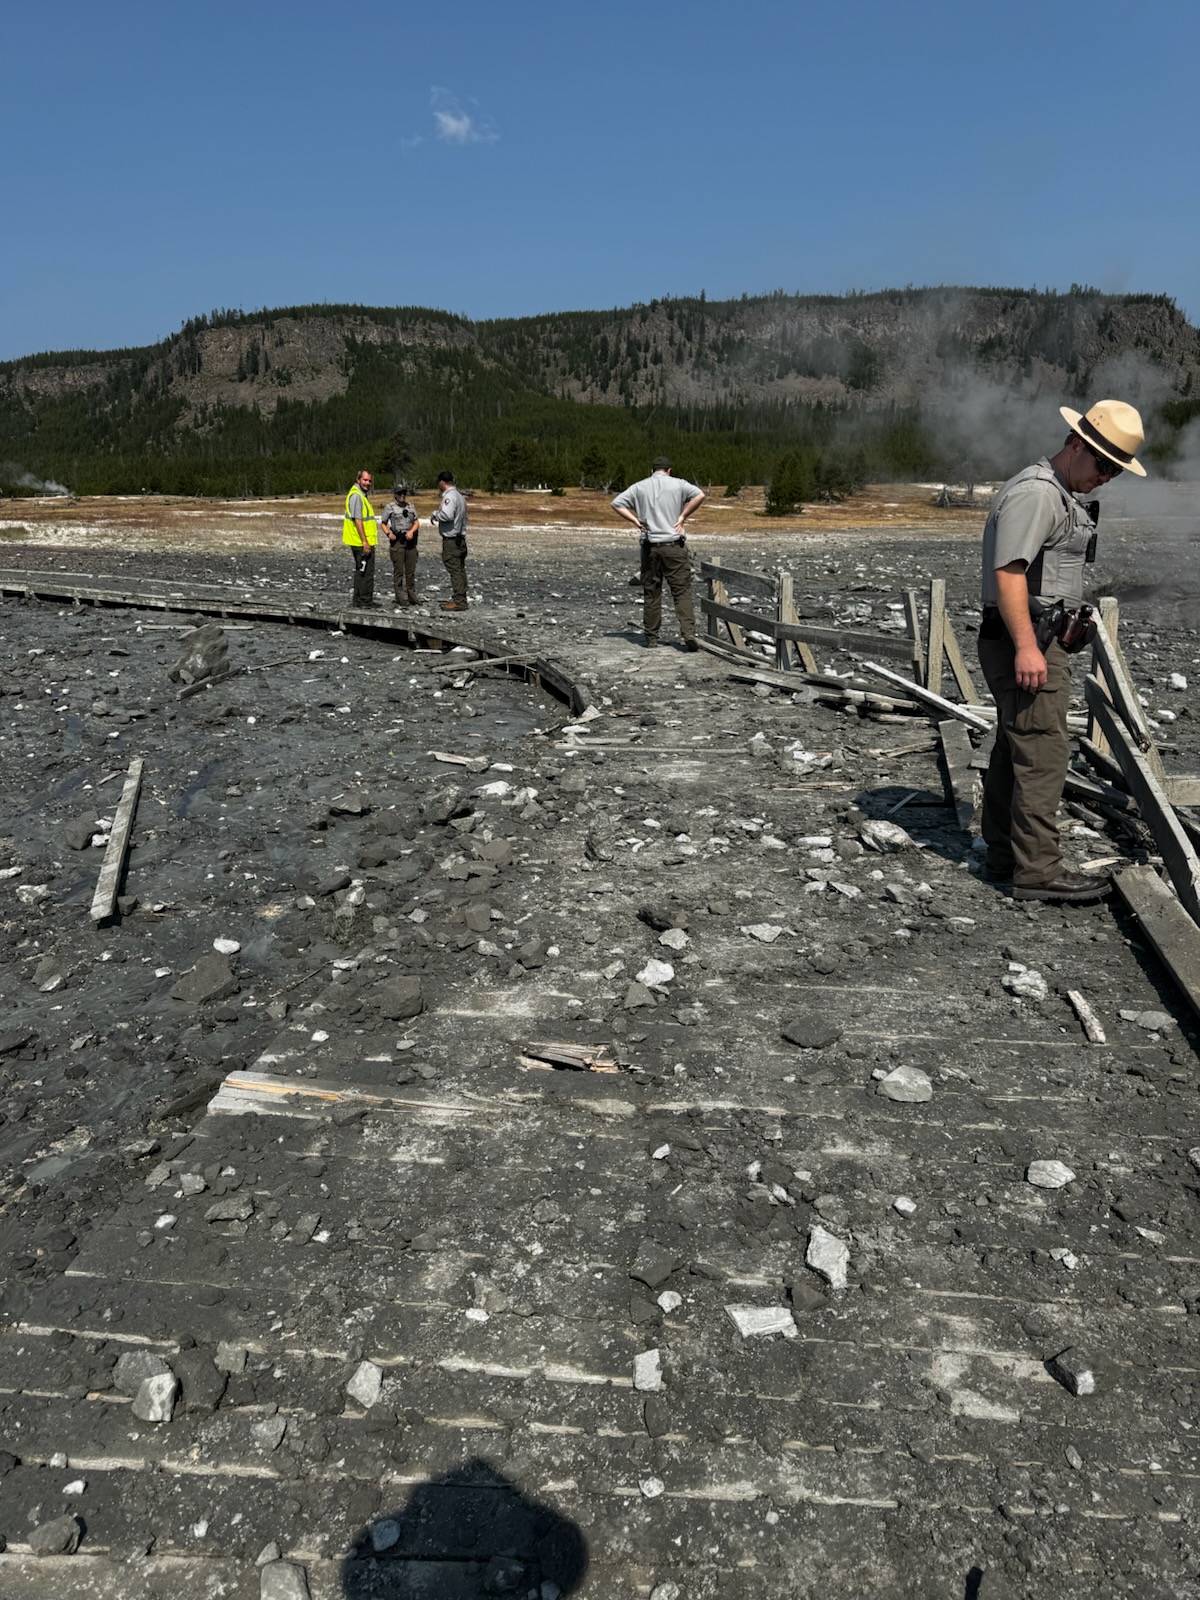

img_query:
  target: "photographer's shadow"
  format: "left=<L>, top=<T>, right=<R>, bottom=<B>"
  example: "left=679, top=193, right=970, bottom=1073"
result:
left=340, top=1457, right=588, bottom=1598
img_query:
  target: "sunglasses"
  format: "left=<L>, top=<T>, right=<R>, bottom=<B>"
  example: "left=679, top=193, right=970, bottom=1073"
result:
left=1083, top=441, right=1122, bottom=479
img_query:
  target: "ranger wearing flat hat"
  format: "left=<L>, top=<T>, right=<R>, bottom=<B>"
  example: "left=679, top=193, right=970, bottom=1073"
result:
left=977, top=399, right=1145, bottom=902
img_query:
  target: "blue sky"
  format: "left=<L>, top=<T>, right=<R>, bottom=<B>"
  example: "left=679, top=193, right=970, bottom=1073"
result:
left=3, top=0, right=1197, bottom=360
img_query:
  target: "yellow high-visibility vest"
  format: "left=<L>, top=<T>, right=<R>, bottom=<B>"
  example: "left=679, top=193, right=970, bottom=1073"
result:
left=342, top=484, right=377, bottom=547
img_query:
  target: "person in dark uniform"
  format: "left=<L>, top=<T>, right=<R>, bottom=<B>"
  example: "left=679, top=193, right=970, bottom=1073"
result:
left=379, top=487, right=420, bottom=608
left=977, top=399, right=1145, bottom=902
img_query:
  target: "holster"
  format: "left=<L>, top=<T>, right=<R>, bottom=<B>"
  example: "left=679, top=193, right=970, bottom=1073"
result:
left=1033, top=601, right=1095, bottom=654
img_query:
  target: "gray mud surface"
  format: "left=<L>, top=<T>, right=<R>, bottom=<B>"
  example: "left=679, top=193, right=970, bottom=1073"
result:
left=0, top=517, right=1198, bottom=1598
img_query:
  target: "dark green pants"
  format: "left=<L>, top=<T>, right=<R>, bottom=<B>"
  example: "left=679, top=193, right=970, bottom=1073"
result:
left=978, top=633, right=1071, bottom=886
left=389, top=540, right=418, bottom=602
left=441, top=537, right=468, bottom=603
left=641, top=541, right=695, bottom=641
left=348, top=544, right=375, bottom=606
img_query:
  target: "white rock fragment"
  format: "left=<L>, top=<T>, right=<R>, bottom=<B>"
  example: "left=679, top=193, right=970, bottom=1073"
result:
left=640, top=1475, right=666, bottom=1500
left=724, top=1305, right=797, bottom=1339
left=658, top=927, right=689, bottom=951
left=1168, top=672, right=1188, bottom=690
left=132, top=1372, right=179, bottom=1423
left=859, top=819, right=915, bottom=853
left=806, top=1225, right=850, bottom=1291
left=1027, top=1160, right=1076, bottom=1190
left=877, top=1066, right=933, bottom=1103
left=651, top=1144, right=671, bottom=1160
left=740, top=922, right=786, bottom=943
left=633, top=1348, right=663, bottom=1391
left=893, top=1196, right=917, bottom=1217
left=636, top=959, right=674, bottom=988
left=345, top=1359, right=383, bottom=1410
left=63, top=1479, right=87, bottom=1496
left=1119, top=1007, right=1173, bottom=1032
left=213, top=937, right=241, bottom=955
left=1050, top=1247, right=1080, bottom=1270
left=1004, top=969, right=1049, bottom=1002
left=657, top=1290, right=683, bottom=1314
left=260, top=1560, right=312, bottom=1600
left=1188, top=1148, right=1200, bottom=1177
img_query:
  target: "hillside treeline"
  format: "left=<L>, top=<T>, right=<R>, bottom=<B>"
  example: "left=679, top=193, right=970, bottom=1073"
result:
left=2, top=286, right=1196, bottom=499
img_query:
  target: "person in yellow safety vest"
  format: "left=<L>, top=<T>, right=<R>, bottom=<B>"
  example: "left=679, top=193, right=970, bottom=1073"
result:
left=342, top=469, right=379, bottom=608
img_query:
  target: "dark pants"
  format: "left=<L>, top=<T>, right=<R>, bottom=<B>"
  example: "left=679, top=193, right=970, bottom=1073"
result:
left=349, top=544, right=375, bottom=606
left=441, top=537, right=468, bottom=603
left=641, top=541, right=695, bottom=641
left=389, top=539, right=418, bottom=602
left=978, top=632, right=1071, bottom=886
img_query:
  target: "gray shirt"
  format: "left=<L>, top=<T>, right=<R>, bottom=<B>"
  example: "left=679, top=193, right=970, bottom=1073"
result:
left=380, top=501, right=418, bottom=540
left=431, top=485, right=468, bottom=539
left=981, top=457, right=1094, bottom=607
left=612, top=471, right=703, bottom=542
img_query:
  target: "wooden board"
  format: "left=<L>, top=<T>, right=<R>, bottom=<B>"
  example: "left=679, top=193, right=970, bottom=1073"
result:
left=1114, top=865, right=1200, bottom=1019
left=89, top=757, right=144, bottom=923
left=1091, top=614, right=1165, bottom=782
left=697, top=558, right=777, bottom=599
left=941, top=613, right=982, bottom=705
left=1087, top=687, right=1200, bottom=923
left=938, top=719, right=977, bottom=832
left=859, top=660, right=994, bottom=732
left=926, top=579, right=946, bottom=698
left=902, top=590, right=926, bottom=687
left=699, top=598, right=917, bottom=661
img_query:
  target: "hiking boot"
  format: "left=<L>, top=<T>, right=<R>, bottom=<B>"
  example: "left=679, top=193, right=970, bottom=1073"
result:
left=1012, top=871, right=1111, bottom=903
left=683, top=638, right=700, bottom=652
left=440, top=601, right=469, bottom=611
left=641, top=635, right=660, bottom=648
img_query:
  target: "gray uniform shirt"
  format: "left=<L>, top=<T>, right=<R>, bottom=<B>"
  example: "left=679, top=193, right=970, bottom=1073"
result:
left=431, top=486, right=468, bottom=539
left=380, top=501, right=418, bottom=540
left=980, top=457, right=1095, bottom=608
left=612, top=471, right=703, bottom=543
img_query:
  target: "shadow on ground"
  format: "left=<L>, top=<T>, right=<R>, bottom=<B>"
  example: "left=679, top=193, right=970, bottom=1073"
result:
left=340, top=1458, right=588, bottom=1597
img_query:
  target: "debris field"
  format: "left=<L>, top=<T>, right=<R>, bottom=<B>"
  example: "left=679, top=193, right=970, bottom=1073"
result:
left=0, top=508, right=1197, bottom=1599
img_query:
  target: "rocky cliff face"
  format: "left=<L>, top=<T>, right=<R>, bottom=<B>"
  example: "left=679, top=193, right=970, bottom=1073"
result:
left=2, top=288, right=1196, bottom=433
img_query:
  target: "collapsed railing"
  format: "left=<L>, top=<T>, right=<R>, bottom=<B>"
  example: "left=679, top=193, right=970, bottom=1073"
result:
left=698, top=557, right=1200, bottom=1018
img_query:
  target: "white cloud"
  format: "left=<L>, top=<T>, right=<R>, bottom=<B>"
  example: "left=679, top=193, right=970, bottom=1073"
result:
left=430, top=87, right=496, bottom=146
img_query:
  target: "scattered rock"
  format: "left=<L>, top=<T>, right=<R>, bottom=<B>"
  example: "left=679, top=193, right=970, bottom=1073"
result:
left=859, top=818, right=915, bottom=852
left=658, top=927, right=689, bottom=951
left=630, top=1241, right=679, bottom=1290
left=170, top=954, right=239, bottom=1005
left=29, top=1514, right=82, bottom=1557
left=1119, top=1008, right=1173, bottom=1033
left=63, top=813, right=99, bottom=851
left=633, top=1349, right=663, bottom=1392
left=378, top=976, right=424, bottom=1020
left=1003, top=968, right=1049, bottom=1003
left=113, top=1349, right=173, bottom=1397
left=215, top=1342, right=248, bottom=1374
left=260, top=1560, right=312, bottom=1600
left=740, top=922, right=786, bottom=943
left=345, top=1359, right=383, bottom=1410
left=623, top=982, right=655, bottom=1010
left=781, top=1016, right=842, bottom=1050
left=877, top=1065, right=933, bottom=1103
left=1027, top=1160, right=1076, bottom=1190
left=636, top=959, right=674, bottom=989
left=806, top=1224, right=850, bottom=1290
left=132, top=1371, right=179, bottom=1423
left=724, top=1304, right=797, bottom=1339
left=1047, top=1347, right=1096, bottom=1397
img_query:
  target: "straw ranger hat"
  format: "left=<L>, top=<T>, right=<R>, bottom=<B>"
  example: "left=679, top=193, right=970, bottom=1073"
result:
left=1059, top=399, right=1147, bottom=477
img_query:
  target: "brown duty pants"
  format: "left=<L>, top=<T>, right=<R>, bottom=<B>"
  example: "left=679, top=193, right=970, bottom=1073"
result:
left=441, top=536, right=468, bottom=604
left=641, top=540, right=696, bottom=642
left=389, top=539, right=418, bottom=602
left=977, top=632, right=1071, bottom=887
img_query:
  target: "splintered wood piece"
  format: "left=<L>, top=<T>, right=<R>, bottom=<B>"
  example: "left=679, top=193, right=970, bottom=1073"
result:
left=521, top=1041, right=621, bottom=1073
left=1065, top=989, right=1107, bottom=1045
left=430, top=751, right=490, bottom=771
left=927, top=579, right=946, bottom=698
left=1114, top=866, right=1200, bottom=1020
left=860, top=661, right=993, bottom=732
left=941, top=613, right=981, bottom=704
left=90, top=756, right=144, bottom=923
left=1088, top=688, right=1200, bottom=923
left=938, top=718, right=978, bottom=833
left=902, top=590, right=926, bottom=686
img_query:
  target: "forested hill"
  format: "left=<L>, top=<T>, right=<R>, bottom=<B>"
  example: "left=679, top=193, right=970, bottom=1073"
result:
left=3, top=286, right=1199, bottom=498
